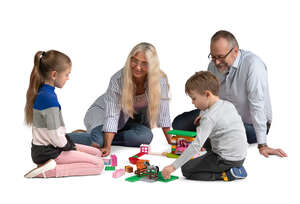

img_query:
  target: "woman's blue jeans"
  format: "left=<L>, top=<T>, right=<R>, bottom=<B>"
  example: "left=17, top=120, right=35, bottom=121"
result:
left=67, top=119, right=153, bottom=147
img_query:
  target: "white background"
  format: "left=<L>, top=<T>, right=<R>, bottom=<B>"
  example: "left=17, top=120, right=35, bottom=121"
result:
left=0, top=0, right=299, bottom=203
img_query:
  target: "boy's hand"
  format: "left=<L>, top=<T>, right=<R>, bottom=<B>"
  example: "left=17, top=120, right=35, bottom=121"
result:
left=162, top=165, right=176, bottom=180
left=193, top=115, right=202, bottom=126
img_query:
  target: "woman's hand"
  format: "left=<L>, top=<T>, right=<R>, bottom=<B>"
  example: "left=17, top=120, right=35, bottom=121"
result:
left=100, top=132, right=115, bottom=157
left=162, top=127, right=172, bottom=144
left=100, top=146, right=111, bottom=157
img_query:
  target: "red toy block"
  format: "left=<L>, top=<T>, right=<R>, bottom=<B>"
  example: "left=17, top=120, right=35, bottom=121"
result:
left=129, top=157, right=139, bottom=164
left=135, top=152, right=145, bottom=157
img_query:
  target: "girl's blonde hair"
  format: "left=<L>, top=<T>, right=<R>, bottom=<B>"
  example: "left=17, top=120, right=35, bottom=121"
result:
left=121, top=42, right=169, bottom=128
left=24, top=50, right=71, bottom=126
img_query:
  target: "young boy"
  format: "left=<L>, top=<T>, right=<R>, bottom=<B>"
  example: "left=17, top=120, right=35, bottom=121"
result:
left=162, top=71, right=248, bottom=181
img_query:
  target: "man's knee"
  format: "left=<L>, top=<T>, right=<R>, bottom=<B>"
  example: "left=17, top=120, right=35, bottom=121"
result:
left=172, top=115, right=186, bottom=130
left=172, top=109, right=200, bottom=131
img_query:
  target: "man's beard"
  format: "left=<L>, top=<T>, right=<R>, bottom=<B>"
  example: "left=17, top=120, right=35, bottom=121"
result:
left=216, top=63, right=230, bottom=75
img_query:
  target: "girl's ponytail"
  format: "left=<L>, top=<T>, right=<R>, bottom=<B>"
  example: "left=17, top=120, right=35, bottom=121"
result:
left=24, top=51, right=44, bottom=126
left=24, top=50, right=71, bottom=126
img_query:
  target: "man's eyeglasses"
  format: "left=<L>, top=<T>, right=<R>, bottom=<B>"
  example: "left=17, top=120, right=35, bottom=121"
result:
left=208, top=47, right=234, bottom=62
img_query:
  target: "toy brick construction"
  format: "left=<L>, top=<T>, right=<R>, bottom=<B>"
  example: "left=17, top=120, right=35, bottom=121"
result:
left=167, top=129, right=197, bottom=158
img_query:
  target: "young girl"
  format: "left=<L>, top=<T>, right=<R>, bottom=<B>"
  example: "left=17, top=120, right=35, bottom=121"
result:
left=24, top=50, right=104, bottom=178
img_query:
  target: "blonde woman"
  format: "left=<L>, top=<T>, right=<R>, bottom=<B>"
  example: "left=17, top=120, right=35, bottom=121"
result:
left=68, top=42, right=172, bottom=156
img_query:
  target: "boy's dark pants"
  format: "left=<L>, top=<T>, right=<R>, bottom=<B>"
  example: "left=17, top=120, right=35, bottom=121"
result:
left=181, top=139, right=244, bottom=181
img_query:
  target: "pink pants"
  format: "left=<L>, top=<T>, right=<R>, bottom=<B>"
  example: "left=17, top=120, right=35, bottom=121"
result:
left=38, top=144, right=104, bottom=178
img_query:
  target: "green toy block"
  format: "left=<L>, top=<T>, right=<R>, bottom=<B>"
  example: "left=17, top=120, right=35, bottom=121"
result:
left=166, top=153, right=180, bottom=158
left=157, top=172, right=179, bottom=182
left=105, top=166, right=115, bottom=171
left=167, top=129, right=196, bottom=137
left=125, top=175, right=142, bottom=182
left=125, top=173, right=179, bottom=183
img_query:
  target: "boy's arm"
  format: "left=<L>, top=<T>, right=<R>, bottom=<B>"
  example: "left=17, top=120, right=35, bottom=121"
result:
left=171, top=117, right=214, bottom=169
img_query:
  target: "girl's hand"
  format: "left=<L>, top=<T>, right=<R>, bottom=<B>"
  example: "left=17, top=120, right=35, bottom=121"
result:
left=162, top=165, right=176, bottom=180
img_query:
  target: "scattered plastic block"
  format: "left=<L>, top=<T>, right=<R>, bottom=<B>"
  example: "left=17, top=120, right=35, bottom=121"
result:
left=112, top=169, right=125, bottom=178
left=157, top=172, right=179, bottom=182
left=105, top=166, right=115, bottom=171
left=103, top=159, right=111, bottom=165
left=125, top=175, right=142, bottom=182
left=111, top=154, right=117, bottom=167
left=125, top=165, right=133, bottom=173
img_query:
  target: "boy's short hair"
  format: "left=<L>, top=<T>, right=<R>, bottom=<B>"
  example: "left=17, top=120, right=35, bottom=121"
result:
left=185, top=71, right=219, bottom=96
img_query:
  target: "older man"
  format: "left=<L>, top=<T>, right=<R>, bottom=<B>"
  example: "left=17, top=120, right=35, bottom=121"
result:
left=173, top=30, right=287, bottom=158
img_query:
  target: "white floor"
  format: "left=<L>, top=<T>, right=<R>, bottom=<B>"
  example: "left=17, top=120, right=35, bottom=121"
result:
left=3, top=127, right=296, bottom=204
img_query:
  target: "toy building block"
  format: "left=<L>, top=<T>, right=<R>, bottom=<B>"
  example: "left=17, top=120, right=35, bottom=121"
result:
left=112, top=169, right=125, bottom=178
left=128, top=152, right=146, bottom=164
left=148, top=152, right=168, bottom=156
left=125, top=175, right=142, bottom=182
left=111, top=154, right=117, bottom=167
left=140, top=144, right=150, bottom=154
left=167, top=129, right=197, bottom=157
left=166, top=153, right=180, bottom=158
left=125, top=172, right=179, bottom=183
left=105, top=166, right=115, bottom=171
left=135, top=152, right=146, bottom=157
left=103, top=159, right=111, bottom=165
left=129, top=157, right=139, bottom=164
left=157, top=172, right=179, bottom=182
left=125, top=165, right=133, bottom=173
left=134, top=160, right=159, bottom=180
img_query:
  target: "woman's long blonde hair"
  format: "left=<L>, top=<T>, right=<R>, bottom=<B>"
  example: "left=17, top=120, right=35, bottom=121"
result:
left=121, top=42, right=169, bottom=128
left=24, top=50, right=71, bottom=126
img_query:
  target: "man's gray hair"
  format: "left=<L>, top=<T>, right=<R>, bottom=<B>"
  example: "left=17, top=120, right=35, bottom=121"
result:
left=211, top=30, right=239, bottom=48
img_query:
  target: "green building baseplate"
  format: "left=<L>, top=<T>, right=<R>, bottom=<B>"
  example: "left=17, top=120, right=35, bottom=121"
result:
left=167, top=129, right=196, bottom=137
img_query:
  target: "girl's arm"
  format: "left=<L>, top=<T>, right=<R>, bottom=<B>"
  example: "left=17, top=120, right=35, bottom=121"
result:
left=44, top=107, right=75, bottom=151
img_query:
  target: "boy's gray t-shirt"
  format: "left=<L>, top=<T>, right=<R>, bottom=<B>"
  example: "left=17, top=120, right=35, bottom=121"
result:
left=172, top=100, right=248, bottom=169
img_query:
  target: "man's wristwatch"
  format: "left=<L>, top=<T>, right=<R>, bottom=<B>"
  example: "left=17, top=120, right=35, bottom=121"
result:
left=258, top=143, right=268, bottom=149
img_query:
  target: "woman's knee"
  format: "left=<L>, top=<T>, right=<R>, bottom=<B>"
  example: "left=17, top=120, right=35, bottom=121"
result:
left=129, top=127, right=153, bottom=147
left=90, top=126, right=104, bottom=147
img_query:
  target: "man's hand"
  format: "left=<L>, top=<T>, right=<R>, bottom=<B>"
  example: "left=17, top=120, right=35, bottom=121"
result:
left=193, top=115, right=202, bottom=126
left=162, top=165, right=176, bottom=180
left=259, top=146, right=288, bottom=158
